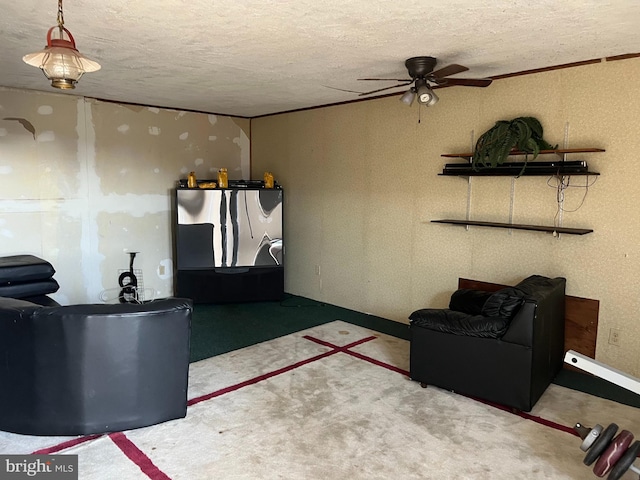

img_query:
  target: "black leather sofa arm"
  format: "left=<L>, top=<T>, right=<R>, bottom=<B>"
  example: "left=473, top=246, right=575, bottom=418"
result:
left=0, top=296, right=194, bottom=436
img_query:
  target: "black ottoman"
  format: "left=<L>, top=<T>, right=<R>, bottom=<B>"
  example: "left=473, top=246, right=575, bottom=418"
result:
left=0, top=255, right=59, bottom=299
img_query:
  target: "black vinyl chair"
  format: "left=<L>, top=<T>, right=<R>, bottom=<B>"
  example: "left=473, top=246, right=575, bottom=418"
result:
left=409, top=275, right=566, bottom=412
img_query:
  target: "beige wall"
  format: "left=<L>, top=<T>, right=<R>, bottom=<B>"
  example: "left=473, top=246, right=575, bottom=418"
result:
left=0, top=87, right=250, bottom=304
left=251, top=57, right=640, bottom=375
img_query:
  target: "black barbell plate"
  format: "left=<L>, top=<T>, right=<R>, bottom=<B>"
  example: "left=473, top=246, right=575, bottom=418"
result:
left=584, top=423, right=619, bottom=466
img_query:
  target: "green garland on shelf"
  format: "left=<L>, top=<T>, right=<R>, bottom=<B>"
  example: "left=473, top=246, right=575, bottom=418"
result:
left=472, top=116, right=558, bottom=170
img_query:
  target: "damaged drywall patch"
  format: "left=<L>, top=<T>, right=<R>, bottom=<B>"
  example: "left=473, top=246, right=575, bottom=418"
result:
left=149, top=126, right=161, bottom=135
left=231, top=117, right=250, bottom=138
left=78, top=97, right=107, bottom=302
left=148, top=107, right=160, bottom=114
left=208, top=115, right=218, bottom=125
left=179, top=132, right=188, bottom=140
left=117, top=124, right=130, bottom=133
left=209, top=135, right=217, bottom=141
left=37, top=131, right=55, bottom=142
left=38, top=105, right=53, bottom=115
left=195, top=158, right=204, bottom=166
left=234, top=128, right=251, bottom=178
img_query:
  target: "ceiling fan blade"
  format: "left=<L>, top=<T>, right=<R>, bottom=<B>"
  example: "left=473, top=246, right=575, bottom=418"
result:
left=440, top=78, right=493, bottom=87
left=358, top=82, right=414, bottom=96
left=430, top=64, right=469, bottom=79
left=323, top=85, right=367, bottom=94
left=357, top=78, right=411, bottom=82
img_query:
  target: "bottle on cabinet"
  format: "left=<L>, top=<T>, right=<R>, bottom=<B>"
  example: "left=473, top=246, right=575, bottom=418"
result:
left=217, top=168, right=228, bottom=188
left=263, top=171, right=274, bottom=189
left=187, top=171, right=197, bottom=188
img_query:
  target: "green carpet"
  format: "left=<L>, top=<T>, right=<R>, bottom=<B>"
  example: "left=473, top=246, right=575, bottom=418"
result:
left=190, top=293, right=640, bottom=409
left=189, top=293, right=409, bottom=363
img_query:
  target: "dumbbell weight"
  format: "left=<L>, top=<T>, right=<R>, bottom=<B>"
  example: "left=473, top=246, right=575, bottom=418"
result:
left=575, top=422, right=640, bottom=480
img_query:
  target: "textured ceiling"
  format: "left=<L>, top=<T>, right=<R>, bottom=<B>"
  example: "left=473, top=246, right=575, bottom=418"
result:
left=1, top=0, right=639, bottom=118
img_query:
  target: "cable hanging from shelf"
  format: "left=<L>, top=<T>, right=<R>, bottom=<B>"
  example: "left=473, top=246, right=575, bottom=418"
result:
left=550, top=121, right=599, bottom=235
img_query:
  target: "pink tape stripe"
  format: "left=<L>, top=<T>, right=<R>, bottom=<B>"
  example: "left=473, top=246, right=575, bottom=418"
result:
left=303, top=334, right=578, bottom=437
left=472, top=396, right=579, bottom=436
left=187, top=348, right=339, bottom=407
left=302, top=334, right=377, bottom=350
left=31, top=434, right=103, bottom=454
left=188, top=336, right=379, bottom=407
left=109, top=432, right=172, bottom=480
left=303, top=335, right=409, bottom=376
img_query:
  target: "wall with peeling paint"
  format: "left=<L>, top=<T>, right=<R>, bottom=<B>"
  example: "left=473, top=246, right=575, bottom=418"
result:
left=0, top=87, right=250, bottom=304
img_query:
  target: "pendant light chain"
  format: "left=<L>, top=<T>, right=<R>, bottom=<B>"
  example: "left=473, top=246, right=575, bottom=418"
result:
left=56, top=0, right=66, bottom=39
left=57, top=0, right=64, bottom=28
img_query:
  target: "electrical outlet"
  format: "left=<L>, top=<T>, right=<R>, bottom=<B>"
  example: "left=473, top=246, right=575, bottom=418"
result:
left=609, top=328, right=621, bottom=346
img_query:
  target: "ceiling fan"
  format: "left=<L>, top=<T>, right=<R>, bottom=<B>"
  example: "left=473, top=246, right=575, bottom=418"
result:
left=355, top=56, right=492, bottom=107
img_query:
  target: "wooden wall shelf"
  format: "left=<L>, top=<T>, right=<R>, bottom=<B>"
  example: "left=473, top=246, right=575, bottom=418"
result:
left=433, top=145, right=603, bottom=236
left=438, top=170, right=599, bottom=177
left=431, top=219, right=593, bottom=236
left=441, top=148, right=606, bottom=160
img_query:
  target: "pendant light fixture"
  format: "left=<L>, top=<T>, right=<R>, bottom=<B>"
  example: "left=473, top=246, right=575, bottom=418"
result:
left=23, top=0, right=100, bottom=89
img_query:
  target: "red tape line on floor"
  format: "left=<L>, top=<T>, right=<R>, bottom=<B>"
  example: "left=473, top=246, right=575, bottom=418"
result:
left=110, top=432, right=172, bottom=480
left=32, top=435, right=103, bottom=454
left=302, top=334, right=579, bottom=437
left=30, top=331, right=578, bottom=480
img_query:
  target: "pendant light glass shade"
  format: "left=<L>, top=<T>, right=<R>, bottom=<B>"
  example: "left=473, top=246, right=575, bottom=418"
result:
left=23, top=1, right=100, bottom=89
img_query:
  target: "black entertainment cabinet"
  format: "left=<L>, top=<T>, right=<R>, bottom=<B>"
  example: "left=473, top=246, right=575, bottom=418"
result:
left=174, top=186, right=284, bottom=303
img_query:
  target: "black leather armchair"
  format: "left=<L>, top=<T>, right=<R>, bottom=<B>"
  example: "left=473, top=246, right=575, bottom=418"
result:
left=0, top=296, right=193, bottom=435
left=409, top=275, right=566, bottom=412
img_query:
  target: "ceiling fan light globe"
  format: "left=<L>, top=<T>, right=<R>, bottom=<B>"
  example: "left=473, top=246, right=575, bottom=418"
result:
left=425, top=90, right=439, bottom=107
left=400, top=90, right=416, bottom=106
left=416, top=85, right=439, bottom=106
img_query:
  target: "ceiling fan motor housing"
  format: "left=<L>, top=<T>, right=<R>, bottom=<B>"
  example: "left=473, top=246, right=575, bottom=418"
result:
left=405, top=56, right=437, bottom=79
